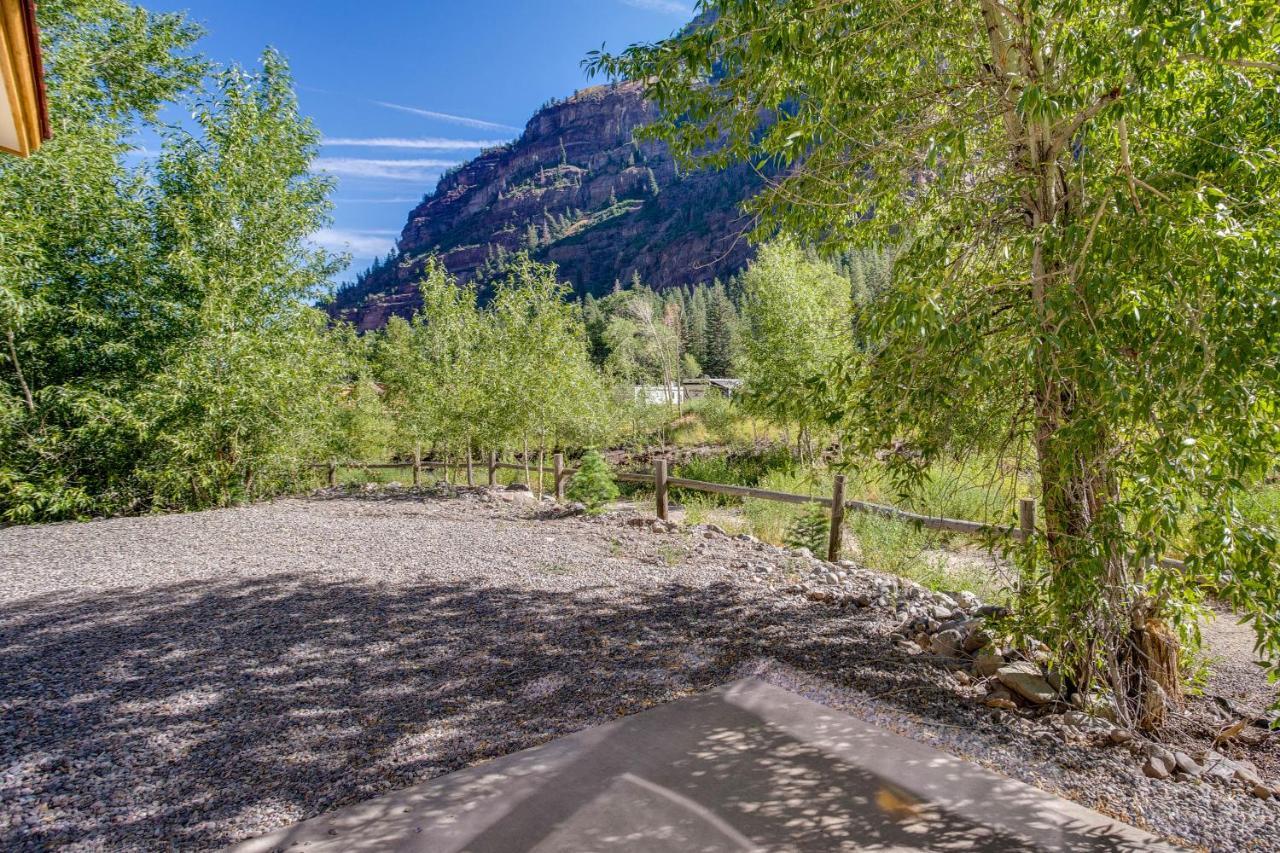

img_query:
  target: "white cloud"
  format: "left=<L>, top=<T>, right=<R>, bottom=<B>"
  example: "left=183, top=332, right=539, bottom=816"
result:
left=339, top=196, right=423, bottom=204
left=312, top=228, right=399, bottom=257
left=323, top=136, right=506, bottom=151
left=373, top=101, right=521, bottom=132
left=313, top=157, right=458, bottom=182
left=620, top=0, right=693, bottom=15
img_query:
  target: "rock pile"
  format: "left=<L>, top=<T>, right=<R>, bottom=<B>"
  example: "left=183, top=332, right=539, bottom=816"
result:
left=680, top=527, right=1280, bottom=803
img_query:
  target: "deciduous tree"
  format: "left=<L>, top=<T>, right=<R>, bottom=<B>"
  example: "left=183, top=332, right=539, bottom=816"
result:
left=590, top=0, right=1280, bottom=725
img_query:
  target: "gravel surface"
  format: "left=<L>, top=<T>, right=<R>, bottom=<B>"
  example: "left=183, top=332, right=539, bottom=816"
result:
left=2, top=486, right=1277, bottom=851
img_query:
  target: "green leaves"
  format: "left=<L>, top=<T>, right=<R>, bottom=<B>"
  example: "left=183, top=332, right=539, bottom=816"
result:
left=1, top=5, right=346, bottom=519
left=590, top=0, right=1280, bottom=718
left=367, top=254, right=614, bottom=462
left=737, top=238, right=860, bottom=433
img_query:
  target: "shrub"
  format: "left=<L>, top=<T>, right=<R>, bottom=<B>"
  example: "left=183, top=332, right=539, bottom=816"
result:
left=785, top=502, right=830, bottom=555
left=565, top=450, right=619, bottom=511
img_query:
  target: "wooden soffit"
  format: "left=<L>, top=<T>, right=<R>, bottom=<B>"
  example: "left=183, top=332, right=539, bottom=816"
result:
left=0, top=0, right=49, bottom=157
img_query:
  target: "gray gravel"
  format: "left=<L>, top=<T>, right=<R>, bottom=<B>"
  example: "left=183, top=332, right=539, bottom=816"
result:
left=2, top=487, right=1277, bottom=850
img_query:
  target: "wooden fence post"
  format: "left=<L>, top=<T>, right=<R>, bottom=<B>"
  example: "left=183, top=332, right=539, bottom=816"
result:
left=827, top=474, right=846, bottom=562
left=466, top=447, right=475, bottom=487
left=327, top=459, right=337, bottom=488
left=655, top=458, right=669, bottom=521
left=487, top=450, right=498, bottom=487
left=1019, top=497, right=1036, bottom=542
left=412, top=445, right=421, bottom=488
left=553, top=453, right=565, bottom=501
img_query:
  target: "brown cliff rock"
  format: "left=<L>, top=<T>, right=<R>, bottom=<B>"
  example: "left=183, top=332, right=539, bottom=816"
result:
left=331, top=81, right=765, bottom=331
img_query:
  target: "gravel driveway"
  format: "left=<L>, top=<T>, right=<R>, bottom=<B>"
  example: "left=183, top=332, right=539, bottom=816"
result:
left=2, top=488, right=1277, bottom=851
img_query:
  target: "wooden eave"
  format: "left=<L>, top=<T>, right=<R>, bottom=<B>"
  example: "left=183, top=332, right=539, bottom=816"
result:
left=0, top=0, right=50, bottom=157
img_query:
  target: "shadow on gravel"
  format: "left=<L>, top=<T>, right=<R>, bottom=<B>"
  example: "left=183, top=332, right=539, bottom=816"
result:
left=1, top=574, right=982, bottom=850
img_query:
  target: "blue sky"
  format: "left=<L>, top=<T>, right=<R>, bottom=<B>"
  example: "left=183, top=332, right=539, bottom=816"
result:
left=136, top=0, right=694, bottom=280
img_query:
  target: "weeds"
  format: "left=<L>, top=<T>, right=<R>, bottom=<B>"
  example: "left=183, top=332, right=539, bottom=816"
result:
left=656, top=544, right=686, bottom=567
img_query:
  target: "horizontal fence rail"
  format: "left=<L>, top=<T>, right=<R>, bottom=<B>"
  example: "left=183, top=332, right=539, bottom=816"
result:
left=313, top=454, right=1191, bottom=569
left=313, top=453, right=1039, bottom=562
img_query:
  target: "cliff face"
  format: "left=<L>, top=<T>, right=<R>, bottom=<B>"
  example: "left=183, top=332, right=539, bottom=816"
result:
left=332, top=81, right=764, bottom=331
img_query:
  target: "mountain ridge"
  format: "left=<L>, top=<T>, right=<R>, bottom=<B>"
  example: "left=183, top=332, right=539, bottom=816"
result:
left=330, top=80, right=765, bottom=331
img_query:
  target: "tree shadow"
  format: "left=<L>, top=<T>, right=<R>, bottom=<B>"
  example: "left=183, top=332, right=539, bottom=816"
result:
left=0, top=569, right=1060, bottom=850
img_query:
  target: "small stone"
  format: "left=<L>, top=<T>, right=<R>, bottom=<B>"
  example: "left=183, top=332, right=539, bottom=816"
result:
left=1234, top=763, right=1264, bottom=788
left=952, top=669, right=972, bottom=686
left=930, top=628, right=964, bottom=657
left=982, top=686, right=1017, bottom=711
left=1142, top=756, right=1171, bottom=780
left=963, top=628, right=992, bottom=653
left=1108, top=728, right=1135, bottom=745
left=1198, top=749, right=1235, bottom=783
left=954, top=590, right=983, bottom=611
left=933, top=592, right=959, bottom=609
left=974, top=650, right=1005, bottom=678
left=1252, top=785, right=1272, bottom=800
left=1173, top=752, right=1203, bottom=777
left=996, top=662, right=1057, bottom=705
left=929, top=604, right=954, bottom=620
left=794, top=547, right=814, bottom=559
left=1143, top=744, right=1176, bottom=775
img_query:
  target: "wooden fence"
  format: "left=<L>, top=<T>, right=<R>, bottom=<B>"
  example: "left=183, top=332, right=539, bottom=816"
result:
left=312, top=452, right=1038, bottom=563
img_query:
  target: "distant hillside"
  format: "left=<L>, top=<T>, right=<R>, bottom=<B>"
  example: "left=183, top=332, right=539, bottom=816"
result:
left=330, top=81, right=767, bottom=331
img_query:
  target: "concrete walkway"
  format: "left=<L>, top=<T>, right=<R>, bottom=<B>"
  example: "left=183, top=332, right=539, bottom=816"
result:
left=228, top=678, right=1176, bottom=852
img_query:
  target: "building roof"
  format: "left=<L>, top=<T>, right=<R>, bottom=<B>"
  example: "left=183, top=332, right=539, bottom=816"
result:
left=0, top=0, right=50, bottom=157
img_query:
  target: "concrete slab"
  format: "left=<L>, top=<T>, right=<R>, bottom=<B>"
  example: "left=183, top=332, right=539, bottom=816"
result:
left=227, top=678, right=1177, bottom=852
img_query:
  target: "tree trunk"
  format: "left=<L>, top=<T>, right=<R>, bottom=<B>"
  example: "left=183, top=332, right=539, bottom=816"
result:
left=537, top=440, right=546, bottom=500
left=1033, top=380, right=1180, bottom=731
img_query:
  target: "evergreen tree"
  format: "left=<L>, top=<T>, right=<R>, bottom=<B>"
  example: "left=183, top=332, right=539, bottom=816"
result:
left=785, top=502, right=830, bottom=556
left=702, top=287, right=736, bottom=377
left=565, top=449, right=618, bottom=512
left=685, top=285, right=709, bottom=368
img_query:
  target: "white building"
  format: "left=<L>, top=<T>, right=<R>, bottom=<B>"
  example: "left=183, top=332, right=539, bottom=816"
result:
left=632, top=384, right=685, bottom=405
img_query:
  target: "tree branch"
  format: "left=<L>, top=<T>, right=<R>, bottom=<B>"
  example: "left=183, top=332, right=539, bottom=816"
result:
left=5, top=328, right=36, bottom=413
left=1179, top=53, right=1280, bottom=73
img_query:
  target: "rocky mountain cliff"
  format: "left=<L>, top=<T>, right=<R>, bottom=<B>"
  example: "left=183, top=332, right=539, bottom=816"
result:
left=331, top=81, right=765, bottom=331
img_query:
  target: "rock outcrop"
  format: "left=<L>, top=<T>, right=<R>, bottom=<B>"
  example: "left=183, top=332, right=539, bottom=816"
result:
left=331, top=81, right=766, bottom=331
